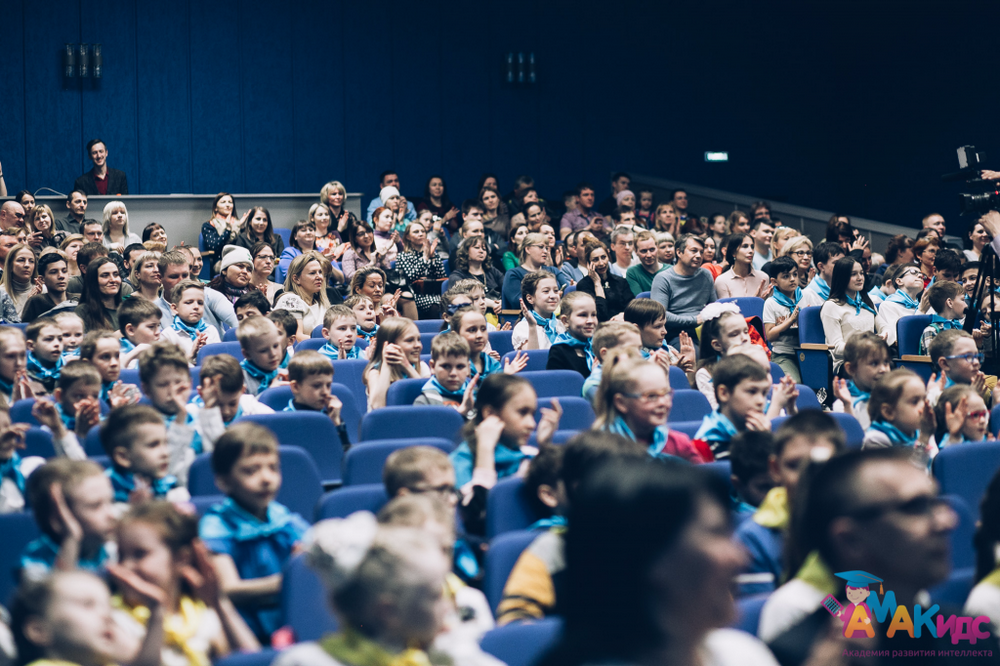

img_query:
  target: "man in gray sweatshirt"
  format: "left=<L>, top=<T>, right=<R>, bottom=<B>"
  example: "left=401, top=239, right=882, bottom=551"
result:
left=650, top=233, right=716, bottom=343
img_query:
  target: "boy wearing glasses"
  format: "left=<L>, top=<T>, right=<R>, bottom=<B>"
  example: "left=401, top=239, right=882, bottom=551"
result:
left=928, top=329, right=994, bottom=407
left=875, top=263, right=924, bottom=348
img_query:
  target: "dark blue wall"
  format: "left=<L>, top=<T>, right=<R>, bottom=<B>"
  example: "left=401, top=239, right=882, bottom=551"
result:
left=2, top=0, right=998, bottom=231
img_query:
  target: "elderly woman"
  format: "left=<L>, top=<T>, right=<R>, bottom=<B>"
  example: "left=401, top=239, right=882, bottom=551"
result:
left=101, top=200, right=141, bottom=253
left=274, top=251, right=332, bottom=337
left=779, top=235, right=815, bottom=290
left=75, top=256, right=123, bottom=332
left=1, top=244, right=39, bottom=318
left=395, top=219, right=446, bottom=320
left=208, top=245, right=257, bottom=305
left=26, top=204, right=66, bottom=251
left=235, top=206, right=284, bottom=257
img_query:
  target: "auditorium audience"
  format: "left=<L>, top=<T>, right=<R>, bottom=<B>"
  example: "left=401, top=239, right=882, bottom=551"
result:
left=396, top=219, right=446, bottom=320
left=201, top=192, right=239, bottom=271
left=559, top=182, right=602, bottom=240
left=365, top=170, right=417, bottom=222
left=75, top=256, right=123, bottom=331
left=141, top=221, right=168, bottom=245
left=73, top=139, right=128, bottom=195
left=650, top=234, right=716, bottom=343
left=235, top=206, right=284, bottom=258
left=715, top=233, right=769, bottom=299
left=449, top=236, right=504, bottom=305
left=274, top=251, right=331, bottom=337
left=58, top=190, right=97, bottom=235
left=25, top=204, right=65, bottom=250
left=320, top=179, right=359, bottom=240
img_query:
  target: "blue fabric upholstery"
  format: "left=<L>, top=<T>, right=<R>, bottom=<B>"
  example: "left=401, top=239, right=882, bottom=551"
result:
left=342, top=438, right=455, bottom=485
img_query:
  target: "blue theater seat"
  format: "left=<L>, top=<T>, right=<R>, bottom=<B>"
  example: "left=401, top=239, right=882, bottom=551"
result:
left=932, top=440, right=1000, bottom=520
left=537, top=396, right=594, bottom=431
left=502, top=349, right=549, bottom=372
left=415, top=319, right=445, bottom=333
left=489, top=330, right=515, bottom=357
left=718, top=296, right=764, bottom=321
left=520, top=370, right=584, bottom=398
left=255, top=384, right=361, bottom=446
left=486, top=476, right=543, bottom=538
left=195, top=341, right=244, bottom=365
left=484, top=530, right=537, bottom=614
left=315, top=484, right=389, bottom=521
left=480, top=618, right=564, bottom=666
left=669, top=390, right=712, bottom=422
left=239, top=412, right=344, bottom=485
left=280, top=554, right=337, bottom=642
left=342, top=438, right=454, bottom=485
left=359, top=406, right=464, bottom=442
left=0, top=512, right=40, bottom=605
left=385, top=378, right=429, bottom=406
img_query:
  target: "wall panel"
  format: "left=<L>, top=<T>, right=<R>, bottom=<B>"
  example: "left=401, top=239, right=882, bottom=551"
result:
left=0, top=0, right=27, bottom=194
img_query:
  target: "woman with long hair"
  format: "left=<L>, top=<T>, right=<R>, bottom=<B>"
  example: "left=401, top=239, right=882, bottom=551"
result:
left=278, top=219, right=342, bottom=284
left=1, top=244, right=39, bottom=318
left=129, top=251, right=161, bottom=302
left=371, top=206, right=401, bottom=264
left=480, top=185, right=510, bottom=237
left=966, top=218, right=991, bottom=262
left=820, top=256, right=877, bottom=373
left=75, top=256, right=122, bottom=331
left=274, top=251, right=331, bottom=337
left=503, top=224, right=528, bottom=271
left=59, top=234, right=84, bottom=278
left=308, top=202, right=343, bottom=258
left=25, top=204, right=66, bottom=251
left=101, top=200, right=141, bottom=253
left=575, top=241, right=632, bottom=321
left=715, top=233, right=770, bottom=299
left=416, top=174, right=459, bottom=228
left=449, top=236, right=505, bottom=305
left=249, top=241, right=282, bottom=304
left=395, top=219, right=446, bottom=320
left=342, top=221, right=392, bottom=281
left=653, top=203, right=679, bottom=235
left=727, top=210, right=751, bottom=235
left=349, top=266, right=394, bottom=323
left=363, top=316, right=428, bottom=409
left=235, top=206, right=284, bottom=257
left=201, top=192, right=239, bottom=273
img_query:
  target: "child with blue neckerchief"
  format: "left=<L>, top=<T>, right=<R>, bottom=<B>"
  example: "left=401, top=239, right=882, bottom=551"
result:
left=52, top=360, right=103, bottom=439
left=25, top=317, right=64, bottom=396
left=582, top=322, right=642, bottom=402
left=927, top=328, right=994, bottom=407
left=512, top=271, right=563, bottom=351
left=415, top=332, right=478, bottom=416
left=117, top=296, right=162, bottom=369
left=283, top=351, right=351, bottom=452
left=875, top=262, right=924, bottom=348
left=694, top=302, right=750, bottom=409
left=319, top=304, right=363, bottom=361
left=267, top=309, right=297, bottom=371
left=159, top=279, right=219, bottom=365
left=694, top=353, right=772, bottom=461
left=199, top=422, right=310, bottom=643
left=452, top=306, right=527, bottom=382
left=100, top=404, right=190, bottom=509
left=935, top=384, right=990, bottom=448
left=831, top=332, right=891, bottom=429
left=918, top=280, right=968, bottom=355
left=546, top=291, right=598, bottom=378
left=804, top=241, right=845, bottom=302
left=622, top=298, right=695, bottom=382
left=345, top=294, right=378, bottom=344
left=0, top=325, right=31, bottom=406
left=54, top=311, right=85, bottom=359
left=79, top=330, right=141, bottom=409
left=237, top=316, right=286, bottom=395
left=193, top=355, right=273, bottom=451
left=862, top=368, right=937, bottom=465
left=762, top=256, right=803, bottom=383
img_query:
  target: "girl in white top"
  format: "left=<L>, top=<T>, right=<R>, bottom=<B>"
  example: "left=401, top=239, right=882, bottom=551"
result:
left=102, top=201, right=142, bottom=253
left=274, top=251, right=331, bottom=338
left=820, top=256, right=878, bottom=374
left=694, top=303, right=750, bottom=409
left=512, top=271, right=564, bottom=350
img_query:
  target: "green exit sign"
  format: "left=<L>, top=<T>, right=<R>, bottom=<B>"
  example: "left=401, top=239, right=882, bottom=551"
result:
left=705, top=152, right=729, bottom=162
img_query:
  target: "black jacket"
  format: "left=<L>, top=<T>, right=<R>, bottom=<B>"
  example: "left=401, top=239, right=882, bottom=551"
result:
left=576, top=272, right=633, bottom=321
left=73, top=167, right=128, bottom=195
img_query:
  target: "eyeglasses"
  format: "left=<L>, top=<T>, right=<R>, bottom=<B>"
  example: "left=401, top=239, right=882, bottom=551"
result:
left=409, top=484, right=460, bottom=500
left=257, top=255, right=275, bottom=262
left=968, top=410, right=989, bottom=420
left=899, top=270, right=921, bottom=279
left=790, top=250, right=812, bottom=257
left=621, top=389, right=672, bottom=404
left=944, top=352, right=984, bottom=364
left=847, top=494, right=952, bottom=521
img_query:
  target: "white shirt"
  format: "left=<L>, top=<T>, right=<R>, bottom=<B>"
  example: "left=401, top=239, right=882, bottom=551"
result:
left=758, top=578, right=826, bottom=643
left=511, top=317, right=564, bottom=351
left=160, top=322, right=222, bottom=362
left=274, top=293, right=326, bottom=334
left=875, top=297, right=917, bottom=347
left=965, top=578, right=1000, bottom=636
left=696, top=367, right=718, bottom=409
left=762, top=297, right=797, bottom=355
left=820, top=300, right=876, bottom=372
left=701, top=628, right=780, bottom=666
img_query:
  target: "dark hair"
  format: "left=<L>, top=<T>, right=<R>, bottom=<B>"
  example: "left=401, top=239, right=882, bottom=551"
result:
left=713, top=354, right=768, bottom=397
left=455, top=236, right=493, bottom=273
left=100, top=404, right=163, bottom=458
left=142, top=222, right=165, bottom=243
left=884, top=235, right=915, bottom=264
left=525, top=444, right=563, bottom=517
left=926, top=279, right=964, bottom=314
left=461, top=199, right=484, bottom=217
left=289, top=219, right=316, bottom=252
left=77, top=242, right=109, bottom=271
left=773, top=411, right=846, bottom=457
left=828, top=257, right=872, bottom=309
left=349, top=222, right=375, bottom=257
left=118, top=297, right=162, bottom=336
left=675, top=233, right=703, bottom=255
left=519, top=270, right=558, bottom=309
left=729, top=431, right=773, bottom=484
left=211, top=192, right=237, bottom=219
left=623, top=298, right=665, bottom=329
left=123, top=242, right=147, bottom=263
left=86, top=138, right=105, bottom=153
left=575, top=182, right=594, bottom=197
left=36, top=252, right=67, bottom=277
left=268, top=309, right=298, bottom=338
left=724, top=233, right=751, bottom=266
left=79, top=257, right=122, bottom=331
left=813, top=241, right=845, bottom=267
left=211, top=422, right=279, bottom=477
left=14, top=190, right=33, bottom=206
left=234, top=290, right=271, bottom=316
left=379, top=170, right=397, bottom=185
left=934, top=248, right=963, bottom=275
left=459, top=375, right=534, bottom=464
left=765, top=256, right=798, bottom=280
left=241, top=206, right=276, bottom=246
left=609, top=206, right=633, bottom=224
left=250, top=240, right=276, bottom=262
left=560, top=431, right=646, bottom=506
left=752, top=217, right=774, bottom=231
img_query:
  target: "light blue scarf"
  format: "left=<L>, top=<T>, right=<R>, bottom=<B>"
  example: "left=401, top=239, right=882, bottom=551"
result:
left=847, top=380, right=870, bottom=408
left=26, top=351, right=62, bottom=382
left=527, top=515, right=568, bottom=531
left=171, top=315, right=208, bottom=341
left=694, top=410, right=739, bottom=442
left=552, top=332, right=595, bottom=371
left=119, top=337, right=136, bottom=354
left=318, top=342, right=361, bottom=360
left=931, top=315, right=962, bottom=331
left=808, top=276, right=830, bottom=300
left=868, top=420, right=918, bottom=447
left=471, top=352, right=502, bottom=379
left=423, top=377, right=468, bottom=402
left=771, top=287, right=802, bottom=311
left=885, top=289, right=919, bottom=310
left=241, top=358, right=279, bottom=391
left=107, top=468, right=179, bottom=504
left=846, top=292, right=877, bottom=316
left=530, top=311, right=561, bottom=345
left=0, top=453, right=25, bottom=496
left=607, top=415, right=674, bottom=459
left=356, top=325, right=378, bottom=344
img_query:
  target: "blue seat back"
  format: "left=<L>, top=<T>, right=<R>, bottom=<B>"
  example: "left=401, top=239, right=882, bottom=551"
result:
left=932, top=440, right=1000, bottom=520
left=440, top=279, right=450, bottom=295
left=563, top=284, right=576, bottom=294
left=930, top=567, right=975, bottom=608
left=187, top=445, right=323, bottom=521
left=521, top=370, right=584, bottom=398
left=0, top=512, right=40, bottom=605
left=718, top=296, right=765, bottom=321
left=360, top=405, right=464, bottom=442
left=24, top=428, right=56, bottom=458
left=315, top=484, right=389, bottom=521
left=669, top=420, right=702, bottom=439
left=294, top=338, right=327, bottom=353
left=897, top=315, right=933, bottom=356
left=637, top=291, right=651, bottom=299
left=84, top=424, right=104, bottom=457
left=772, top=412, right=865, bottom=449
left=223, top=327, right=238, bottom=342
left=484, top=530, right=538, bottom=614
left=197, top=234, right=211, bottom=280
left=797, top=306, right=830, bottom=394
left=487, top=477, right=543, bottom=538
left=798, top=306, right=825, bottom=344
left=669, top=389, right=712, bottom=422
left=196, top=341, right=244, bottom=366
left=991, top=404, right=1000, bottom=437
left=256, top=383, right=362, bottom=445
left=274, top=228, right=291, bottom=246
left=11, top=398, right=109, bottom=426
left=214, top=649, right=278, bottom=666
left=537, top=396, right=593, bottom=430
left=795, top=385, right=821, bottom=411
left=240, top=412, right=344, bottom=484
left=385, top=378, right=429, bottom=406
left=502, top=349, right=549, bottom=372
left=769, top=362, right=784, bottom=381
left=489, top=330, right=515, bottom=358
left=342, top=438, right=454, bottom=485
left=311, top=324, right=325, bottom=338
left=945, top=494, right=976, bottom=570
left=415, top=319, right=445, bottom=333
left=420, top=332, right=438, bottom=355
left=480, top=618, right=564, bottom=666
left=701, top=460, right=733, bottom=495
left=527, top=429, right=578, bottom=447
left=280, top=555, right=337, bottom=642
left=732, top=592, right=770, bottom=634
left=331, top=359, right=370, bottom=413
left=668, top=365, right=691, bottom=390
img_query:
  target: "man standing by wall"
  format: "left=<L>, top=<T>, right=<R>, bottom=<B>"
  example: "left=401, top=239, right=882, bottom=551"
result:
left=73, top=139, right=128, bottom=196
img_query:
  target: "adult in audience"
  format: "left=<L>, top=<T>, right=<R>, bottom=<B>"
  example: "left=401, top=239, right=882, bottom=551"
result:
left=505, top=173, right=537, bottom=214
left=576, top=241, right=632, bottom=322
left=249, top=242, right=282, bottom=304
left=913, top=236, right=940, bottom=285
left=501, top=232, right=568, bottom=310
left=372, top=205, right=402, bottom=263
left=82, top=219, right=104, bottom=245
left=508, top=187, right=541, bottom=227
left=480, top=185, right=510, bottom=237
left=320, top=180, right=359, bottom=239
left=142, top=221, right=168, bottom=245
left=560, top=182, right=601, bottom=241
left=22, top=252, right=72, bottom=322
left=598, top=171, right=631, bottom=216
left=121, top=242, right=147, bottom=287
left=72, top=138, right=128, bottom=195
left=749, top=218, right=775, bottom=270
left=156, top=250, right=237, bottom=336
left=608, top=226, right=635, bottom=278
left=280, top=220, right=318, bottom=280
left=0, top=244, right=37, bottom=318
left=559, top=230, right=594, bottom=284
left=58, top=191, right=96, bottom=235
left=541, top=458, right=775, bottom=666
left=14, top=190, right=33, bottom=215
left=307, top=202, right=342, bottom=258
left=0, top=201, right=25, bottom=232
left=129, top=250, right=161, bottom=302
left=653, top=202, right=679, bottom=236
left=67, top=242, right=111, bottom=297
left=25, top=204, right=65, bottom=250
left=701, top=236, right=724, bottom=279
left=503, top=223, right=528, bottom=271
left=922, top=211, right=953, bottom=248
left=396, top=219, right=447, bottom=320
left=274, top=251, right=332, bottom=337
left=100, top=200, right=140, bottom=254
left=820, top=256, right=876, bottom=374
left=207, top=245, right=257, bottom=305
left=522, top=201, right=548, bottom=233
left=201, top=192, right=239, bottom=273
left=707, top=212, right=728, bottom=249
left=750, top=201, right=772, bottom=220
left=715, top=233, right=770, bottom=299
left=448, top=203, right=503, bottom=269
left=874, top=234, right=916, bottom=282
left=770, top=226, right=798, bottom=261
left=235, top=206, right=284, bottom=258
left=779, top=236, right=815, bottom=290
left=75, top=256, right=122, bottom=331
left=60, top=234, right=84, bottom=278
left=625, top=230, right=664, bottom=296
left=416, top=174, right=459, bottom=227
left=726, top=210, right=750, bottom=236
left=366, top=170, right=416, bottom=222
left=671, top=188, right=702, bottom=234
left=449, top=236, right=504, bottom=305
left=651, top=234, right=715, bottom=342
left=965, top=216, right=991, bottom=262
left=342, top=220, right=391, bottom=281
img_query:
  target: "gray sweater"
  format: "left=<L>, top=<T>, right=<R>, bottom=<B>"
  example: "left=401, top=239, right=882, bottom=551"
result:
left=650, top=266, right=717, bottom=329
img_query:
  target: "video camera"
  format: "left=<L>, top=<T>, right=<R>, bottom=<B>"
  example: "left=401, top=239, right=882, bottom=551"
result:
left=942, top=145, right=1000, bottom=215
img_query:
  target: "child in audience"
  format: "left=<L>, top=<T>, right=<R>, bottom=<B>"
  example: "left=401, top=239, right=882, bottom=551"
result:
left=804, top=241, right=845, bottom=301
left=513, top=271, right=563, bottom=350
left=21, top=458, right=116, bottom=578
left=918, top=280, right=968, bottom=355
left=284, top=351, right=351, bottom=452
left=593, top=356, right=705, bottom=462
left=79, top=330, right=138, bottom=408
left=583, top=322, right=642, bottom=402
left=728, top=431, right=774, bottom=517
left=935, top=384, right=989, bottom=447
left=113, top=501, right=260, bottom=663
left=118, top=296, right=162, bottom=368
left=693, top=353, right=772, bottom=460
left=451, top=305, right=526, bottom=382
left=727, top=343, right=800, bottom=418
left=621, top=298, right=696, bottom=380
left=928, top=329, right=993, bottom=406
left=546, top=291, right=598, bottom=377
left=820, top=256, right=878, bottom=374
left=416, top=332, right=476, bottom=415
left=452, top=278, right=503, bottom=332
left=862, top=368, right=937, bottom=464
left=161, top=279, right=220, bottom=364
left=100, top=405, right=190, bottom=506
left=25, top=318, right=64, bottom=395
left=22, top=251, right=71, bottom=323
left=345, top=294, right=378, bottom=344
left=234, top=290, right=271, bottom=321
left=523, top=444, right=564, bottom=528
left=875, top=262, right=923, bottom=347
left=831, top=331, right=891, bottom=428
left=319, top=305, right=362, bottom=360
left=199, top=422, right=310, bottom=642
left=53, top=360, right=103, bottom=437
left=734, top=412, right=845, bottom=596
left=655, top=232, right=675, bottom=265
left=762, top=256, right=802, bottom=382
left=237, top=316, right=285, bottom=395
left=195, top=355, right=273, bottom=447
left=364, top=316, right=431, bottom=409
left=0, top=325, right=30, bottom=405
left=54, top=311, right=85, bottom=358
left=439, top=287, right=474, bottom=331
left=694, top=302, right=749, bottom=408
left=450, top=374, right=562, bottom=535
left=267, top=309, right=297, bottom=372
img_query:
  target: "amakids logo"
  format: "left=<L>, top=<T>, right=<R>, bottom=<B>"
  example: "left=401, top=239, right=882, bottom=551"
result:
left=822, top=570, right=992, bottom=645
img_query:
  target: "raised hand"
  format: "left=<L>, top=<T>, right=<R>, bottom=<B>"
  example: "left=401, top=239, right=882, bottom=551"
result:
left=536, top=398, right=563, bottom=445
left=179, top=540, right=223, bottom=608
left=521, top=298, right=536, bottom=327
left=500, top=320, right=512, bottom=331
left=325, top=393, right=344, bottom=426
left=677, top=332, right=696, bottom=370
left=458, top=375, right=479, bottom=415
left=108, top=563, right=167, bottom=608
left=75, top=397, right=102, bottom=436
left=832, top=377, right=853, bottom=407
left=109, top=381, right=140, bottom=409
left=944, top=396, right=968, bottom=438
left=190, top=332, right=208, bottom=361
left=919, top=398, right=937, bottom=441
left=475, top=415, right=506, bottom=455
left=50, top=482, right=83, bottom=541
left=0, top=421, right=29, bottom=454
left=12, top=370, right=33, bottom=403
left=383, top=342, right=405, bottom=367
left=503, top=350, right=528, bottom=374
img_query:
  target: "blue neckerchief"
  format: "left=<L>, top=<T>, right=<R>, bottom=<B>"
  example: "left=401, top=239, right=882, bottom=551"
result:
left=527, top=515, right=568, bottom=531
left=867, top=285, right=886, bottom=303
left=119, top=337, right=136, bottom=354
left=171, top=315, right=208, bottom=341
left=203, top=497, right=305, bottom=542
left=106, top=468, right=179, bottom=504
left=318, top=341, right=361, bottom=360
left=241, top=358, right=279, bottom=390
left=26, top=351, right=62, bottom=382
left=471, top=351, right=502, bottom=379
left=808, top=276, right=830, bottom=300
left=283, top=398, right=305, bottom=412
left=530, top=311, right=561, bottom=344
left=694, top=410, right=739, bottom=442
left=356, top=325, right=378, bottom=343
left=846, top=292, right=877, bottom=316
left=943, top=375, right=956, bottom=390
left=0, top=376, right=13, bottom=402
left=868, top=420, right=918, bottom=447
left=771, top=288, right=802, bottom=311
left=423, top=377, right=467, bottom=402
left=162, top=408, right=203, bottom=454
left=0, top=453, right=26, bottom=496
left=454, top=536, right=480, bottom=581
left=279, top=350, right=291, bottom=370
left=931, top=314, right=962, bottom=331
left=847, top=380, right=870, bottom=408
left=940, top=432, right=988, bottom=448
left=607, top=415, right=672, bottom=458
left=100, top=380, right=115, bottom=404
left=885, top=289, right=919, bottom=310
left=552, top=332, right=595, bottom=370
left=60, top=348, right=80, bottom=362
left=55, top=403, right=75, bottom=431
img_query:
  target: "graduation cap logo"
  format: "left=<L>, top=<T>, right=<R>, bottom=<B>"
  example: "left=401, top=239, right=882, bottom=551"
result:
left=835, top=570, right=884, bottom=595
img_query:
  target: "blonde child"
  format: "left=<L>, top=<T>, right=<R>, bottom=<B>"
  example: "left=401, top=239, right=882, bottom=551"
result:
left=118, top=297, right=163, bottom=368
left=935, top=384, right=990, bottom=448
left=0, top=326, right=30, bottom=406
left=451, top=306, right=527, bottom=382
left=319, top=305, right=362, bottom=361
left=237, top=316, right=285, bottom=395
left=79, top=330, right=140, bottom=408
left=693, top=354, right=772, bottom=461
left=416, top=332, right=476, bottom=415
left=364, top=316, right=430, bottom=410
left=114, top=501, right=260, bottom=665
left=25, top=318, right=64, bottom=395
left=345, top=294, right=378, bottom=344
left=694, top=302, right=751, bottom=408
left=199, top=423, right=310, bottom=642
left=582, top=322, right=642, bottom=402
left=655, top=232, right=675, bottom=265
left=862, top=368, right=937, bottom=465
left=100, top=405, right=189, bottom=507
left=160, top=280, right=220, bottom=364
left=831, top=332, right=892, bottom=428
left=513, top=271, right=563, bottom=351
left=54, top=311, right=85, bottom=357
left=546, top=291, right=598, bottom=377
left=284, top=351, right=351, bottom=452
left=193, top=355, right=273, bottom=450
